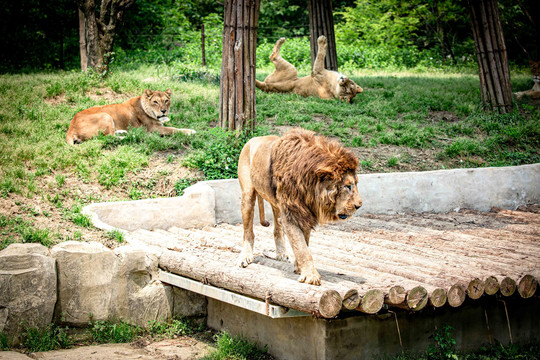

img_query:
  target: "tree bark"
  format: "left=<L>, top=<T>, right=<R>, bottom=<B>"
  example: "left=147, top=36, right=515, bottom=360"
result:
left=308, top=0, right=338, bottom=71
left=160, top=249, right=342, bottom=318
left=219, top=0, right=260, bottom=132
left=77, top=0, right=134, bottom=74
left=78, top=9, right=88, bottom=71
left=468, top=0, right=513, bottom=113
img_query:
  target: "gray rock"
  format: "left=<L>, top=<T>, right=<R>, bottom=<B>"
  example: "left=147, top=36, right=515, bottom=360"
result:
left=51, top=241, right=116, bottom=326
left=112, top=246, right=173, bottom=327
left=0, top=244, right=56, bottom=344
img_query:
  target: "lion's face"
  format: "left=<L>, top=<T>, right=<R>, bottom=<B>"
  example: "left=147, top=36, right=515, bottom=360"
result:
left=142, top=89, right=172, bottom=120
left=332, top=172, right=363, bottom=220
left=317, top=171, right=362, bottom=223
left=337, top=76, right=363, bottom=103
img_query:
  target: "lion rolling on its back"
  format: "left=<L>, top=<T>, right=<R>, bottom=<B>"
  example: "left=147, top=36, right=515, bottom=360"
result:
left=238, top=129, right=363, bottom=285
left=256, top=36, right=363, bottom=103
left=66, top=89, right=196, bottom=145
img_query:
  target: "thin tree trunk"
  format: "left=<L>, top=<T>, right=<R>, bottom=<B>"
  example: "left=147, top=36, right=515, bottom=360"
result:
left=219, top=0, right=260, bottom=132
left=308, top=0, right=338, bottom=71
left=468, top=0, right=513, bottom=113
left=201, top=24, right=206, bottom=67
left=78, top=9, right=88, bottom=71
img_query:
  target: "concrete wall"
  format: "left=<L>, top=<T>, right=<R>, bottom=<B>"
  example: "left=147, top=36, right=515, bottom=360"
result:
left=208, top=296, right=540, bottom=360
left=83, top=164, right=540, bottom=232
left=206, top=164, right=540, bottom=225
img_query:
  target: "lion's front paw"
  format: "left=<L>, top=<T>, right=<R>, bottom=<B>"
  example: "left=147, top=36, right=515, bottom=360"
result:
left=182, top=129, right=196, bottom=136
left=298, top=269, right=321, bottom=286
left=317, top=35, right=327, bottom=47
left=276, top=252, right=289, bottom=262
left=237, top=253, right=254, bottom=268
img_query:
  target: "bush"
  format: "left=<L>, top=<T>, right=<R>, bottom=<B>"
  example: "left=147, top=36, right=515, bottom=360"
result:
left=183, top=128, right=267, bottom=180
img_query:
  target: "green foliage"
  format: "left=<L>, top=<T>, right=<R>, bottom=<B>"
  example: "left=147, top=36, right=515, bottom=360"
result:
left=183, top=128, right=266, bottom=180
left=89, top=319, right=142, bottom=344
left=22, top=324, right=72, bottom=352
left=0, top=332, right=11, bottom=350
left=202, top=331, right=269, bottom=360
left=105, top=229, right=125, bottom=243
left=147, top=318, right=199, bottom=338
left=175, top=178, right=199, bottom=196
left=427, top=325, right=458, bottom=360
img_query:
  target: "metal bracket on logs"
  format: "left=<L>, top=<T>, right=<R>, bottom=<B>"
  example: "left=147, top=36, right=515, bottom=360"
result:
left=159, top=270, right=310, bottom=319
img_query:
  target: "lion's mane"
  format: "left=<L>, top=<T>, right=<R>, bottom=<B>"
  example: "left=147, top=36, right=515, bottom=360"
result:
left=271, top=129, right=359, bottom=230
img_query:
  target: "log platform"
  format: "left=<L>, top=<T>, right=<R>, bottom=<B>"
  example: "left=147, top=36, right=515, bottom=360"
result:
left=128, top=205, right=540, bottom=319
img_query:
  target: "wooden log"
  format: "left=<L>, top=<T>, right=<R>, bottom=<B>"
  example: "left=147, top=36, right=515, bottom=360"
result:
left=484, top=276, right=500, bottom=296
left=406, top=286, right=428, bottom=311
left=356, top=289, right=384, bottom=314
left=429, top=288, right=447, bottom=308
left=517, top=275, right=537, bottom=299
left=160, top=249, right=342, bottom=318
left=448, top=284, right=466, bottom=307
left=342, top=289, right=360, bottom=310
left=467, top=278, right=485, bottom=300
left=500, top=276, right=516, bottom=297
left=385, top=285, right=407, bottom=306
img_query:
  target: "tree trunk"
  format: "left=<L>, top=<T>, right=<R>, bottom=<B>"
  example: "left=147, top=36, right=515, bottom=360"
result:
left=468, top=0, right=513, bottom=113
left=308, top=0, right=338, bottom=71
left=219, top=0, right=260, bottom=132
left=77, top=0, right=134, bottom=74
left=78, top=9, right=88, bottom=71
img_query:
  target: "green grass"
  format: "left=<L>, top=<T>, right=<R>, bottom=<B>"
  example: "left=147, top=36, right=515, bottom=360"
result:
left=0, top=65, right=538, bottom=250
left=89, top=319, right=142, bottom=344
left=105, top=229, right=125, bottom=243
left=202, top=332, right=269, bottom=360
left=0, top=214, right=52, bottom=249
left=21, top=324, right=72, bottom=352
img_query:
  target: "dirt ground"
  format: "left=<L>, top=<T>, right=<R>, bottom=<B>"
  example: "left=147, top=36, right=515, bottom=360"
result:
left=0, top=337, right=212, bottom=360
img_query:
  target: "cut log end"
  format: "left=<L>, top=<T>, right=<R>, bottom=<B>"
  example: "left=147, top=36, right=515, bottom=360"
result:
left=385, top=285, right=406, bottom=306
left=356, top=289, right=384, bottom=314
left=318, top=290, right=342, bottom=318
left=500, top=277, right=516, bottom=297
left=342, top=289, right=360, bottom=310
left=518, top=275, right=538, bottom=299
left=429, top=288, right=447, bottom=308
left=467, top=278, right=485, bottom=300
left=448, top=284, right=466, bottom=307
left=406, top=286, right=428, bottom=311
left=484, top=276, right=500, bottom=295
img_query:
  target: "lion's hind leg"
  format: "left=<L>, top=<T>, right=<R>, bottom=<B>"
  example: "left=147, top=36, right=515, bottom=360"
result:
left=257, top=193, right=270, bottom=227
left=66, top=112, right=116, bottom=145
left=271, top=205, right=289, bottom=262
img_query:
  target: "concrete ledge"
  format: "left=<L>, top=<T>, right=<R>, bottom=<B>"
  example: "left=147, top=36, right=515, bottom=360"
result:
left=84, top=182, right=216, bottom=231
left=205, top=164, right=540, bottom=224
left=83, top=164, right=540, bottom=231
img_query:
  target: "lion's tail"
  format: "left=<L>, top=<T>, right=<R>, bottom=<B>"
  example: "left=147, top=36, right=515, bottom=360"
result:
left=257, top=193, right=270, bottom=227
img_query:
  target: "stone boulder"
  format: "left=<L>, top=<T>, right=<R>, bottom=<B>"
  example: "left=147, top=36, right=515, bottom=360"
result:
left=0, top=244, right=56, bottom=344
left=51, top=241, right=117, bottom=326
left=112, top=246, right=173, bottom=327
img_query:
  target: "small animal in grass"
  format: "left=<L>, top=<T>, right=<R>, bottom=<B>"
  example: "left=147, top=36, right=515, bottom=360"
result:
left=237, top=128, right=363, bottom=285
left=66, top=89, right=196, bottom=145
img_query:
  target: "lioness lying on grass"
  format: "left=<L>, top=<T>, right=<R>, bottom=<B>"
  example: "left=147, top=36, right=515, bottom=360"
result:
left=66, top=89, right=196, bottom=145
left=256, top=36, right=363, bottom=103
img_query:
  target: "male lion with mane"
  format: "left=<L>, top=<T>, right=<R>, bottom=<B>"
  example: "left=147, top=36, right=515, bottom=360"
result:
left=238, top=129, right=363, bottom=285
left=66, top=89, right=196, bottom=145
left=256, top=35, right=363, bottom=103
